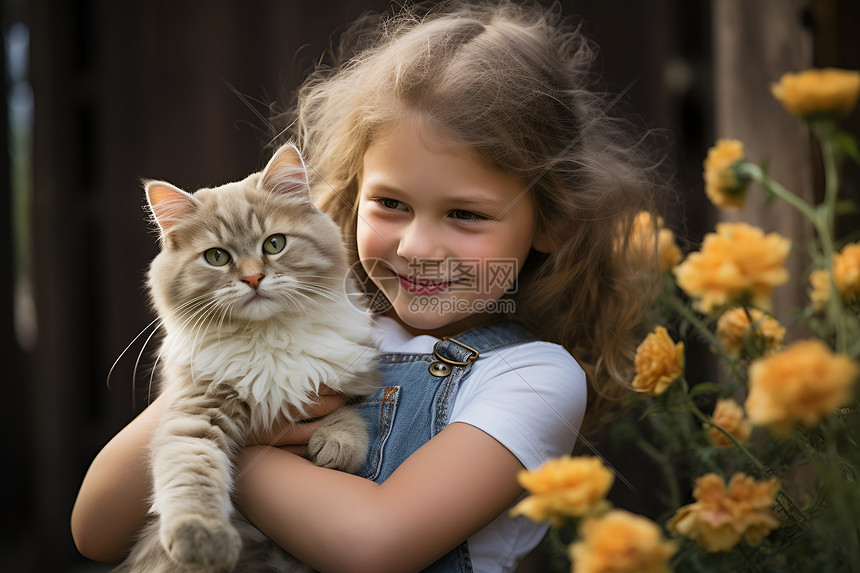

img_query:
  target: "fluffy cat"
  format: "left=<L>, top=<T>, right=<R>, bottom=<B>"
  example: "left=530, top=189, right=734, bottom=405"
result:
left=113, top=144, right=380, bottom=573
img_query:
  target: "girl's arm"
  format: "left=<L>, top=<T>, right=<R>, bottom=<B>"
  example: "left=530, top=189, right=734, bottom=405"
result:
left=70, top=393, right=166, bottom=562
left=70, top=391, right=346, bottom=562
left=235, top=421, right=524, bottom=573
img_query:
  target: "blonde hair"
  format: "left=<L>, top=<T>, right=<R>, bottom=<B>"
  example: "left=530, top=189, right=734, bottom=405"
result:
left=288, top=0, right=667, bottom=431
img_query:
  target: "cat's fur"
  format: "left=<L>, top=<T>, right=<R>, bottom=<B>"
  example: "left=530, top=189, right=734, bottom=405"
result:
left=113, top=144, right=380, bottom=573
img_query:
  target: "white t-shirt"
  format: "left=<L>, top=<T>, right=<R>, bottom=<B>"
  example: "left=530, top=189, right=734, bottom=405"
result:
left=374, top=317, right=588, bottom=573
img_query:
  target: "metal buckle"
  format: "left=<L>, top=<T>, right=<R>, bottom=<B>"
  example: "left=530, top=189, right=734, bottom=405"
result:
left=432, top=337, right=480, bottom=366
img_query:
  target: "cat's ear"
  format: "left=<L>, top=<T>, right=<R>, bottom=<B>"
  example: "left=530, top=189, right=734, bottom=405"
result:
left=145, top=181, right=197, bottom=235
left=259, top=144, right=311, bottom=199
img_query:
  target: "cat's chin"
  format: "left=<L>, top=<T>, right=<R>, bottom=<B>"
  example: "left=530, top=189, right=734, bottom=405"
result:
left=231, top=297, right=284, bottom=322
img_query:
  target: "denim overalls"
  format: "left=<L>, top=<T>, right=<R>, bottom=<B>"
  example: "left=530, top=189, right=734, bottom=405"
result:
left=354, top=320, right=537, bottom=573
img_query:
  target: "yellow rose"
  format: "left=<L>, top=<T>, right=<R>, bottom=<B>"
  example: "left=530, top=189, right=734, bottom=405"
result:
left=810, top=243, right=860, bottom=306
left=745, top=339, right=858, bottom=435
left=632, top=326, right=684, bottom=396
left=509, top=456, right=614, bottom=526
left=569, top=510, right=677, bottom=573
left=673, top=222, right=791, bottom=314
left=703, top=139, right=749, bottom=210
left=666, top=473, right=781, bottom=552
left=715, top=307, right=785, bottom=356
left=832, top=243, right=860, bottom=300
left=707, top=398, right=752, bottom=447
left=627, top=212, right=683, bottom=274
left=771, top=68, right=860, bottom=118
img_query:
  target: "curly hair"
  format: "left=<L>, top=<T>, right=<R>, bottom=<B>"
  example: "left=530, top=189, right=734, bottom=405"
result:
left=287, top=0, right=669, bottom=431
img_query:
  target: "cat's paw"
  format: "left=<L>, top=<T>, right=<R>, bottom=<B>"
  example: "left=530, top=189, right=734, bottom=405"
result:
left=161, top=514, right=241, bottom=571
left=307, top=407, right=368, bottom=473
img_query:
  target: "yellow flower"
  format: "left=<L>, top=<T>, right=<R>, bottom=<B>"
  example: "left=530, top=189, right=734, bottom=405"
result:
left=715, top=307, right=785, bottom=356
left=745, top=339, right=858, bottom=435
left=666, top=473, right=781, bottom=552
left=569, top=510, right=677, bottom=573
left=833, top=243, right=860, bottom=300
left=627, top=212, right=682, bottom=274
left=809, top=243, right=860, bottom=306
left=510, top=456, right=614, bottom=526
left=632, top=326, right=684, bottom=396
left=771, top=68, right=860, bottom=118
left=703, top=139, right=749, bottom=210
left=673, top=222, right=791, bottom=314
left=707, top=399, right=752, bottom=447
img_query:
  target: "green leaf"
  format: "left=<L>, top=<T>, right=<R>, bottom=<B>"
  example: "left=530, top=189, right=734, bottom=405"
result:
left=836, top=130, right=860, bottom=165
left=689, top=382, right=729, bottom=398
left=834, top=199, right=860, bottom=216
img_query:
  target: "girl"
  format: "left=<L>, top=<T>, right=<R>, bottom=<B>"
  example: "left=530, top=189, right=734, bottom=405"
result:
left=71, top=1, right=664, bottom=571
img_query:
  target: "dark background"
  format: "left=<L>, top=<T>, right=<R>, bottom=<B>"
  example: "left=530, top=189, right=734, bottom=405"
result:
left=1, top=1, right=856, bottom=571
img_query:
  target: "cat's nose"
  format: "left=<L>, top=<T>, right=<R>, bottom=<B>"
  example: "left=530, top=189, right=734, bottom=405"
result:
left=241, top=274, right=265, bottom=290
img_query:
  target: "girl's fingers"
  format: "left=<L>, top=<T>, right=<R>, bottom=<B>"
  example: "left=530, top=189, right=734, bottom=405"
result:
left=286, top=390, right=348, bottom=420
left=260, top=418, right=322, bottom=447
left=255, top=387, right=348, bottom=446
left=278, top=445, right=308, bottom=456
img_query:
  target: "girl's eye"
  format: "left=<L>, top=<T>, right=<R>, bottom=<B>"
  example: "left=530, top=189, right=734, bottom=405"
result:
left=450, top=209, right=487, bottom=222
left=263, top=234, right=287, bottom=255
left=377, top=198, right=406, bottom=211
left=204, top=247, right=231, bottom=266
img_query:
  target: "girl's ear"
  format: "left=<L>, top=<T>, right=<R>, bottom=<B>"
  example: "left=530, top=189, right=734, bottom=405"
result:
left=145, top=181, right=197, bottom=236
left=532, top=228, right=557, bottom=253
left=260, top=144, right=311, bottom=199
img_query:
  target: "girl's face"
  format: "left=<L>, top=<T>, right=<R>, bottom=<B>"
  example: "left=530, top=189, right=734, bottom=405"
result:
left=356, top=121, right=550, bottom=336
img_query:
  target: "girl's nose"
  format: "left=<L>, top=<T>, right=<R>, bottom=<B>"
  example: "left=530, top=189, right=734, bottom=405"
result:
left=396, top=220, right=446, bottom=262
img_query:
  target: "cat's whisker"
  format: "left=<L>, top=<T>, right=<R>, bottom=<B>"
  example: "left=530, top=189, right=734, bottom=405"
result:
left=132, top=321, right=166, bottom=408
left=185, top=301, right=225, bottom=380
left=273, top=292, right=315, bottom=323
left=107, top=315, right=163, bottom=390
left=215, top=302, right=233, bottom=346
left=281, top=287, right=340, bottom=319
left=148, top=348, right=164, bottom=406
left=296, top=286, right=347, bottom=308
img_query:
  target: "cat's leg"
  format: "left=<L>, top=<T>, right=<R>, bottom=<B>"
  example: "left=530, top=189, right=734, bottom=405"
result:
left=231, top=515, right=313, bottom=573
left=306, top=405, right=369, bottom=473
left=150, top=400, right=242, bottom=570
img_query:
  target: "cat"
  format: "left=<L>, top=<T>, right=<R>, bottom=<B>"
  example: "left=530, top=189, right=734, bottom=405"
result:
left=113, top=144, right=380, bottom=573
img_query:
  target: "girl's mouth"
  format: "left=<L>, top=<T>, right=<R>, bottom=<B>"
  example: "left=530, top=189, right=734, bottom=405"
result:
left=396, top=274, right=462, bottom=296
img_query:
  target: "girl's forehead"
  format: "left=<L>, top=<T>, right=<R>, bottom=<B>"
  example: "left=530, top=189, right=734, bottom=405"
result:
left=366, top=120, right=501, bottom=179
left=362, top=124, right=527, bottom=208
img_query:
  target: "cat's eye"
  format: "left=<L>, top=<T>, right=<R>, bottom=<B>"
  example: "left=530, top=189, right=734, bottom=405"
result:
left=263, top=234, right=287, bottom=255
left=204, top=248, right=231, bottom=266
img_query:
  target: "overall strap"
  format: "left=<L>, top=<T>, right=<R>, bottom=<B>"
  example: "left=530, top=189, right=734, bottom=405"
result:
left=432, top=320, right=537, bottom=365
left=429, top=321, right=537, bottom=437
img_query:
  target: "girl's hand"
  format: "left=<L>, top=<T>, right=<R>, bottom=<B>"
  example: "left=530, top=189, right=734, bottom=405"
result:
left=253, top=386, right=347, bottom=455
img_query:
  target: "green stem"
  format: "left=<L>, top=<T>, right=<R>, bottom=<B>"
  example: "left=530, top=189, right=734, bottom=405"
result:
left=636, top=437, right=682, bottom=510
left=744, top=145, right=848, bottom=353
left=741, top=163, right=819, bottom=224
left=815, top=122, right=849, bottom=354
left=687, top=399, right=807, bottom=525
left=664, top=294, right=744, bottom=380
left=688, top=403, right=767, bottom=475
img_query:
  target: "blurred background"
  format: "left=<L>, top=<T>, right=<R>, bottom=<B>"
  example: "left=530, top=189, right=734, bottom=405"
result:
left=1, top=0, right=857, bottom=571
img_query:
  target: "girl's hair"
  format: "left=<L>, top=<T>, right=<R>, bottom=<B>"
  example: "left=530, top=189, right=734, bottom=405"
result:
left=289, top=0, right=668, bottom=432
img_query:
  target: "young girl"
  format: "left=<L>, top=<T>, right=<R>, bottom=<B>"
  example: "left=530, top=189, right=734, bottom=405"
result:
left=72, top=1, right=663, bottom=571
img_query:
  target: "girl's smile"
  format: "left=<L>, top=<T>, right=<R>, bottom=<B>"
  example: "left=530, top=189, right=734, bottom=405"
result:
left=396, top=274, right=464, bottom=296
left=356, top=119, right=551, bottom=335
